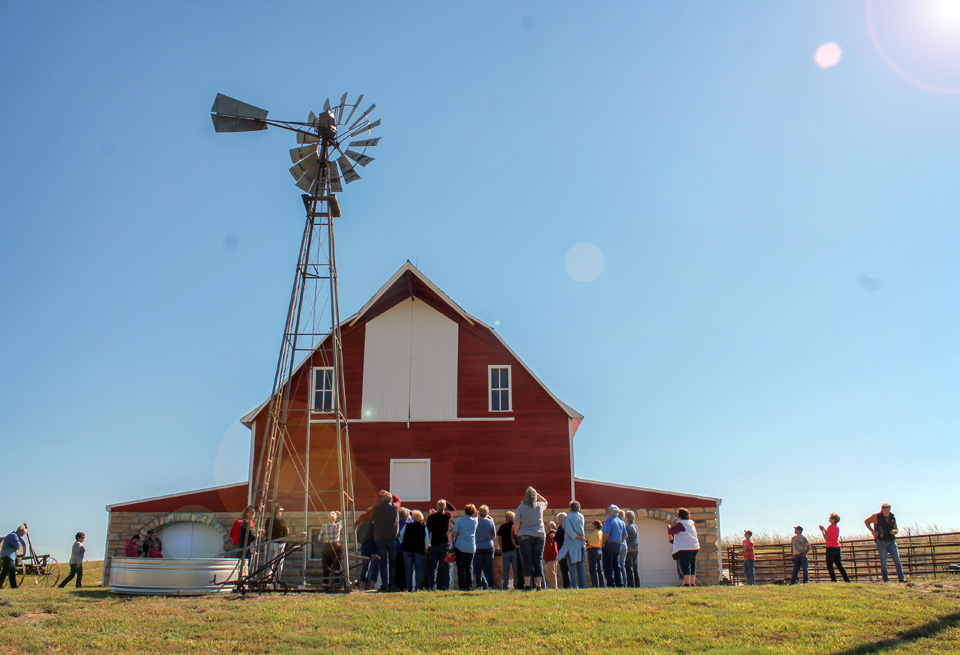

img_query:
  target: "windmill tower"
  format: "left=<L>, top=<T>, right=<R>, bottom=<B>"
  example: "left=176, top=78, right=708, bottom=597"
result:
left=211, top=93, right=380, bottom=591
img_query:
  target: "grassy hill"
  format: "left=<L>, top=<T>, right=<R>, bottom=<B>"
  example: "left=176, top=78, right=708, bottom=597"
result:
left=2, top=565, right=958, bottom=654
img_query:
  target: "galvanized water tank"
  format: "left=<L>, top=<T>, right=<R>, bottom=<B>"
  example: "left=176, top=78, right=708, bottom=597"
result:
left=109, top=557, right=241, bottom=595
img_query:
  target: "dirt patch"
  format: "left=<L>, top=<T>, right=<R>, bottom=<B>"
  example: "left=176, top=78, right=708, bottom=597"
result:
left=4, top=612, right=57, bottom=625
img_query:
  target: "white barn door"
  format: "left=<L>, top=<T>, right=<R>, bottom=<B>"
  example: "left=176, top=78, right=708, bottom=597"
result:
left=361, top=298, right=458, bottom=421
left=635, top=519, right=683, bottom=587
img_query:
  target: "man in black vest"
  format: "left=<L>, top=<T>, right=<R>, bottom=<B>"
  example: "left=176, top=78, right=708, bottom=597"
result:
left=864, top=503, right=905, bottom=582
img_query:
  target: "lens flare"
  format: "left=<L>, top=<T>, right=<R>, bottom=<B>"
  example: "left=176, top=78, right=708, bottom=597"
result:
left=565, top=242, right=605, bottom=283
left=866, top=0, right=960, bottom=94
left=815, top=42, right=843, bottom=69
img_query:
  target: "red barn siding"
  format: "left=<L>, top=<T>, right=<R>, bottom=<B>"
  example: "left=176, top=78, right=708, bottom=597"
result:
left=109, top=483, right=249, bottom=513
left=243, top=280, right=577, bottom=514
left=574, top=479, right=719, bottom=509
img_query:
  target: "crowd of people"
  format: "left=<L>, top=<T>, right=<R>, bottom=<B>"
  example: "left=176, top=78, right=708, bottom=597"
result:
left=740, top=503, right=907, bottom=585
left=0, top=500, right=907, bottom=593
left=349, top=486, right=701, bottom=592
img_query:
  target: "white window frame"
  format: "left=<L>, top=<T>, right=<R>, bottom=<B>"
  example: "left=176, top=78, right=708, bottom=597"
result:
left=488, top=365, right=512, bottom=413
left=311, top=366, right=335, bottom=413
left=389, top=458, right=431, bottom=502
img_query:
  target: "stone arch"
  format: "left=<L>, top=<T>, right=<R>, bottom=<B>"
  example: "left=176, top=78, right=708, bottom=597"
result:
left=139, top=511, right=229, bottom=539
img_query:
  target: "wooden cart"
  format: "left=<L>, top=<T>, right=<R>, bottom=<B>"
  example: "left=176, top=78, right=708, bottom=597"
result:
left=14, top=522, right=60, bottom=588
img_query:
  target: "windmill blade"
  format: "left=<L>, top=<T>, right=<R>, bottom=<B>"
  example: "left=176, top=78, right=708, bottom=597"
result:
left=290, top=145, right=318, bottom=164
left=349, top=137, right=381, bottom=148
left=296, top=174, right=319, bottom=194
left=210, top=93, right=269, bottom=132
left=335, top=93, right=348, bottom=123
left=297, top=131, right=321, bottom=144
left=349, top=103, right=376, bottom=130
left=328, top=172, right=343, bottom=193
left=293, top=160, right=321, bottom=188
left=345, top=150, right=375, bottom=167
left=289, top=152, right=319, bottom=180
left=347, top=118, right=380, bottom=139
left=308, top=111, right=318, bottom=127
left=337, top=156, right=361, bottom=184
left=323, top=98, right=331, bottom=111
left=322, top=163, right=344, bottom=193
left=343, top=94, right=363, bottom=126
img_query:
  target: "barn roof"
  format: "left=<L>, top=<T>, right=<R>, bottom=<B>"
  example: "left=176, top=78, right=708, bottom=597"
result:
left=574, top=478, right=720, bottom=508
left=107, top=482, right=249, bottom=513
left=240, top=261, right=582, bottom=426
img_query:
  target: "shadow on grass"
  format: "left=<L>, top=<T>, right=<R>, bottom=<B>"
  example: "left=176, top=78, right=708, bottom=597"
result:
left=833, top=612, right=960, bottom=654
left=69, top=589, right=118, bottom=600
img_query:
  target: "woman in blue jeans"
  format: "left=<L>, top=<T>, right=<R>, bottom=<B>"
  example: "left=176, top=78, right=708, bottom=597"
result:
left=473, top=505, right=497, bottom=590
left=401, top=510, right=427, bottom=591
left=587, top=519, right=605, bottom=587
left=513, top=486, right=548, bottom=590
left=451, top=504, right=478, bottom=590
left=559, top=501, right=588, bottom=588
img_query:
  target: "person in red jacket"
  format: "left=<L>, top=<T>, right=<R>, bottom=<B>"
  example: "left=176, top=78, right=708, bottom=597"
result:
left=543, top=521, right=559, bottom=589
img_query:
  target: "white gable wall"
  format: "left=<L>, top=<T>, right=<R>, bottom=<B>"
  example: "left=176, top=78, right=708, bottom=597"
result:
left=361, top=298, right=458, bottom=420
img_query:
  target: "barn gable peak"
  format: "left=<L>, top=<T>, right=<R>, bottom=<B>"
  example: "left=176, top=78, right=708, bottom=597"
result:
left=348, top=261, right=475, bottom=329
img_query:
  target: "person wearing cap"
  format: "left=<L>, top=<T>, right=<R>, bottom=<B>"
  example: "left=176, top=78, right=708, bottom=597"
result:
left=789, top=525, right=811, bottom=584
left=742, top=530, right=756, bottom=585
left=0, top=525, right=27, bottom=589
left=864, top=503, right=905, bottom=582
left=601, top=504, right=627, bottom=588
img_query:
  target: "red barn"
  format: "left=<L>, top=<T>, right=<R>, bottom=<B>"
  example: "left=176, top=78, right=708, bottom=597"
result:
left=106, top=262, right=721, bottom=587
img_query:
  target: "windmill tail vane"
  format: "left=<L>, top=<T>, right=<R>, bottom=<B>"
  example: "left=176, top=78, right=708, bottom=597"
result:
left=212, top=92, right=380, bottom=195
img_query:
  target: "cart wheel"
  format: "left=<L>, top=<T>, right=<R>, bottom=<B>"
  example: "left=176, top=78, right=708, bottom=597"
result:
left=36, top=557, right=60, bottom=588
left=14, top=560, right=25, bottom=588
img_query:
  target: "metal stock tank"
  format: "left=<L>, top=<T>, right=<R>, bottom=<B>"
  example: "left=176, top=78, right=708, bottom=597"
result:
left=109, top=557, right=241, bottom=595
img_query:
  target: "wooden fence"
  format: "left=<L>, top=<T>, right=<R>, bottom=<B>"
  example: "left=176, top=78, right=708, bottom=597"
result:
left=724, top=532, right=960, bottom=584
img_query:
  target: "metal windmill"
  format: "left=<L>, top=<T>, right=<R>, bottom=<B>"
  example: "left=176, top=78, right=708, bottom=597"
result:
left=212, top=92, right=380, bottom=591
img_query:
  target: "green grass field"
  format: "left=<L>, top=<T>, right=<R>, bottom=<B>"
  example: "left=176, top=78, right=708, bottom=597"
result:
left=2, top=563, right=959, bottom=654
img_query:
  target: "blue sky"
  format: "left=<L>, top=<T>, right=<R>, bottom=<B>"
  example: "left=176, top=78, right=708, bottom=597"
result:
left=2, top=1, right=959, bottom=563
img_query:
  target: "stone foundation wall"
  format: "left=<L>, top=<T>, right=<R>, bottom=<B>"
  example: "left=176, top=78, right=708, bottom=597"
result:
left=104, top=504, right=720, bottom=587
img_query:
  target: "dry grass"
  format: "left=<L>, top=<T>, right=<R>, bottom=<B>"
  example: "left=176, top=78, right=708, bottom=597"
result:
left=2, top=568, right=959, bottom=654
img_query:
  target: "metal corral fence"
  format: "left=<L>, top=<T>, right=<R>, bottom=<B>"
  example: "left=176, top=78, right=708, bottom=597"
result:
left=724, top=532, right=960, bottom=584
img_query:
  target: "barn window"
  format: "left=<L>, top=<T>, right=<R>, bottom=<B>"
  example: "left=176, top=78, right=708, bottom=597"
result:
left=390, top=459, right=431, bottom=502
left=312, top=367, right=335, bottom=413
left=489, top=365, right=512, bottom=412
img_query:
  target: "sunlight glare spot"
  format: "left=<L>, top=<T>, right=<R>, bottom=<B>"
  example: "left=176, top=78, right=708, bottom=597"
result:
left=926, top=0, right=960, bottom=32
left=815, top=42, right=843, bottom=69
left=565, top=242, right=605, bottom=283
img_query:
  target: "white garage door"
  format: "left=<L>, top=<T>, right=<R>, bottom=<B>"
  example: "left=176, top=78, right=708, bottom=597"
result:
left=635, top=518, right=682, bottom=587
left=162, top=522, right=226, bottom=559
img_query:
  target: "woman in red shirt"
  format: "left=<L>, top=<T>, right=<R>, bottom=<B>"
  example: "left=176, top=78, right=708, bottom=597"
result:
left=818, top=513, right=850, bottom=583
